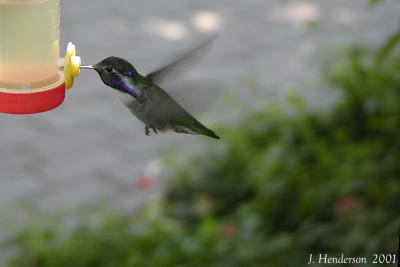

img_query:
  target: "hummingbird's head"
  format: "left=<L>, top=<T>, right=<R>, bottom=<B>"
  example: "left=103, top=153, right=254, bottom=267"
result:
left=81, top=57, right=139, bottom=97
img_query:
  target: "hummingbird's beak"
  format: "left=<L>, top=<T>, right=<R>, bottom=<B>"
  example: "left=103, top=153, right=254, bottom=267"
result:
left=80, top=65, right=94, bottom=70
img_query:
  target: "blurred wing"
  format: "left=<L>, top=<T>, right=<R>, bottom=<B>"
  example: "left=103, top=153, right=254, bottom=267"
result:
left=146, top=35, right=217, bottom=85
left=163, top=79, right=225, bottom=115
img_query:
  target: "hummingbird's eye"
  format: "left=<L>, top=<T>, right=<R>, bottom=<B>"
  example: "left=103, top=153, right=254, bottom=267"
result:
left=106, top=67, right=113, bottom=72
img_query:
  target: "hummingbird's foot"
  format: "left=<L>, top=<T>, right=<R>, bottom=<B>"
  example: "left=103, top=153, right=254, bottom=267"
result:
left=145, top=125, right=158, bottom=136
left=145, top=125, right=150, bottom=136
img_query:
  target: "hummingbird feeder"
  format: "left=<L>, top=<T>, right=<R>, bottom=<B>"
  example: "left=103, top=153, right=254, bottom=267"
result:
left=0, top=0, right=82, bottom=114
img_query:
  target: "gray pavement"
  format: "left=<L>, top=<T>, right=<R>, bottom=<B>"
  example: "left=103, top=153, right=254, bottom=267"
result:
left=1, top=0, right=400, bottom=236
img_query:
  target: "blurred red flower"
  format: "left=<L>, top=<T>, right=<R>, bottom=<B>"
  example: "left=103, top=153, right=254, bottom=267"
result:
left=221, top=222, right=237, bottom=238
left=137, top=175, right=156, bottom=189
left=335, top=196, right=358, bottom=218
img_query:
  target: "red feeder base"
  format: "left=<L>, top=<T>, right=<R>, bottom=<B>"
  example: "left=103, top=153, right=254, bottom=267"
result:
left=0, top=81, right=65, bottom=115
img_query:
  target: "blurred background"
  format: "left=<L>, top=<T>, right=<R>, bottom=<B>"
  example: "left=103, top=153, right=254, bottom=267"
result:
left=1, top=0, right=400, bottom=266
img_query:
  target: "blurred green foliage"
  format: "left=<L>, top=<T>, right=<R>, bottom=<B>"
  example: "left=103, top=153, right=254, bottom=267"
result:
left=5, top=28, right=400, bottom=267
left=368, top=0, right=383, bottom=7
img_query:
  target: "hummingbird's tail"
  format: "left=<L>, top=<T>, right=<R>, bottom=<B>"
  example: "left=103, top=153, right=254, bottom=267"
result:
left=174, top=122, right=220, bottom=139
left=201, top=127, right=220, bottom=139
left=191, top=120, right=220, bottom=139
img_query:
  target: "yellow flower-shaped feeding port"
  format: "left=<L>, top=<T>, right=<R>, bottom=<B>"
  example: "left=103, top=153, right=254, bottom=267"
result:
left=64, top=42, right=82, bottom=89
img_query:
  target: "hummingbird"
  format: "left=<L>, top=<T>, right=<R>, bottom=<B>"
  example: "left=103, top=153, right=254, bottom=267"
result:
left=80, top=39, right=220, bottom=139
